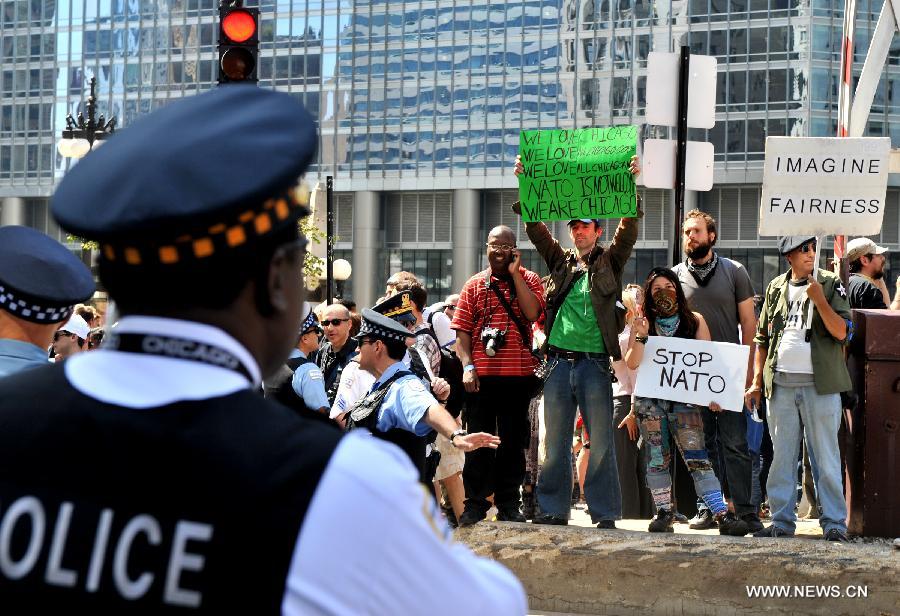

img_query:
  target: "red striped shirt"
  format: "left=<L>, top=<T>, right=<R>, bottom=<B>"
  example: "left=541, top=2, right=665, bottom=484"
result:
left=451, top=267, right=546, bottom=377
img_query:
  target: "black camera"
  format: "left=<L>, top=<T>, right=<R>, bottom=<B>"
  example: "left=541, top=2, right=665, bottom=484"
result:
left=481, top=327, right=506, bottom=357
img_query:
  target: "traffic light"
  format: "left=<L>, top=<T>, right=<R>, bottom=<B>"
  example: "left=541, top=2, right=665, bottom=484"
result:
left=218, top=3, right=258, bottom=84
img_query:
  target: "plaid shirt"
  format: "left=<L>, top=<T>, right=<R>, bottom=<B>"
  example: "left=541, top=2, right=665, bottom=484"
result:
left=451, top=267, right=545, bottom=377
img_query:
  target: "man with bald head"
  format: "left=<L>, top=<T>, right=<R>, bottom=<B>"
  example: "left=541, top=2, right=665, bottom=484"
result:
left=312, top=302, right=359, bottom=405
left=451, top=224, right=545, bottom=526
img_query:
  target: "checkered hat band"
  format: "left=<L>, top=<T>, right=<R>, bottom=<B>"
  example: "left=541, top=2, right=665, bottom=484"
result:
left=0, top=284, right=72, bottom=323
left=359, top=322, right=408, bottom=341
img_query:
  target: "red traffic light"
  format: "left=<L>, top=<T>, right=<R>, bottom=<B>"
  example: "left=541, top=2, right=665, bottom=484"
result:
left=222, top=10, right=256, bottom=43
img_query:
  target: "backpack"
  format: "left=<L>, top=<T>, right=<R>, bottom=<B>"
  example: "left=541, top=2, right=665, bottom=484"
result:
left=421, top=324, right=465, bottom=418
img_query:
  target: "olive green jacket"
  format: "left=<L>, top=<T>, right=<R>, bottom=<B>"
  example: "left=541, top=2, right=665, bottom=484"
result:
left=753, top=268, right=852, bottom=396
left=524, top=204, right=641, bottom=361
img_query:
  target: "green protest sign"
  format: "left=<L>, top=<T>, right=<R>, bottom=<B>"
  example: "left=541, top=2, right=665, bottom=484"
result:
left=518, top=125, right=638, bottom=222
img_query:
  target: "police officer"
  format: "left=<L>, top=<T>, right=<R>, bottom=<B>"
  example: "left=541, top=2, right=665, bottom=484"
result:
left=346, top=307, right=500, bottom=480
left=0, top=86, right=526, bottom=614
left=0, top=225, right=94, bottom=378
left=263, top=309, right=330, bottom=416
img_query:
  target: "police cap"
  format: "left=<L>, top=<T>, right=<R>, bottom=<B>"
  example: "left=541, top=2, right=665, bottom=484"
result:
left=355, top=309, right=415, bottom=343
left=51, top=85, right=317, bottom=271
left=372, top=291, right=416, bottom=324
left=0, top=226, right=94, bottom=323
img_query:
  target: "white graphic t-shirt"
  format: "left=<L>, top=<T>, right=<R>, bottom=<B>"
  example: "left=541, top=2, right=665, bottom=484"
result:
left=776, top=281, right=814, bottom=374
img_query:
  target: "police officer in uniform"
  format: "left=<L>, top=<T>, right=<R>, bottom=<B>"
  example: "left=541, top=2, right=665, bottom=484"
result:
left=346, top=308, right=500, bottom=482
left=263, top=309, right=330, bottom=417
left=0, top=225, right=94, bottom=378
left=0, top=86, right=526, bottom=614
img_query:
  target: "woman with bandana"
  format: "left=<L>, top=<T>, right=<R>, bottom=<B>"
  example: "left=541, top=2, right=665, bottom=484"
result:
left=625, top=268, right=749, bottom=536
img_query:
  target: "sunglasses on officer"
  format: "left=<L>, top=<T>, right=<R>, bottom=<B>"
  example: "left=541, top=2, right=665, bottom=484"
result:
left=53, top=331, right=75, bottom=342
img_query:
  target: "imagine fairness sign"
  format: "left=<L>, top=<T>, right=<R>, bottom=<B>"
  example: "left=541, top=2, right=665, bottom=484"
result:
left=517, top=126, right=637, bottom=223
left=633, top=337, right=750, bottom=412
left=759, top=137, right=891, bottom=236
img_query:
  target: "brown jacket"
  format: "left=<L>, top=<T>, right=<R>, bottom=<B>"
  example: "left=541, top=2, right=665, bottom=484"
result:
left=525, top=205, right=641, bottom=360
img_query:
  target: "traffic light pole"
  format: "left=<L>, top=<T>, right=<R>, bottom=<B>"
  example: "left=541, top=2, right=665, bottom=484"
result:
left=671, top=46, right=690, bottom=267
left=326, top=175, right=334, bottom=306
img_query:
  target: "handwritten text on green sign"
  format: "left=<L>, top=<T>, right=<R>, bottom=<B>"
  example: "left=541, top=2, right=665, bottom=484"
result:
left=518, top=126, right=637, bottom=222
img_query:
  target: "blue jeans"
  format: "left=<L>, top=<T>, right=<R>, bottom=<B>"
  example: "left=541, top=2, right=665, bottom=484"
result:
left=537, top=355, right=621, bottom=522
left=766, top=384, right=847, bottom=535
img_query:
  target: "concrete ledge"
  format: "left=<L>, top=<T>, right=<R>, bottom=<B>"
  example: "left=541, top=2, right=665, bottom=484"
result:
left=457, top=522, right=900, bottom=615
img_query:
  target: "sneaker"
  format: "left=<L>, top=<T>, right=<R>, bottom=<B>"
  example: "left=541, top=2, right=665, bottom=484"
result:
left=824, top=528, right=849, bottom=542
left=458, top=508, right=486, bottom=528
left=673, top=511, right=690, bottom=524
left=532, top=513, right=568, bottom=526
left=741, top=513, right=765, bottom=534
left=596, top=519, right=617, bottom=530
left=717, top=512, right=750, bottom=536
left=752, top=524, right=793, bottom=538
left=689, top=509, right=718, bottom=530
left=648, top=509, right=675, bottom=533
left=496, top=506, right=526, bottom=523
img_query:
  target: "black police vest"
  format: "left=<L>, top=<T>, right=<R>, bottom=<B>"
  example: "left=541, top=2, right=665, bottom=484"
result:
left=0, top=364, right=343, bottom=614
left=263, top=355, right=320, bottom=418
left=345, top=370, right=431, bottom=482
left=314, top=340, right=359, bottom=406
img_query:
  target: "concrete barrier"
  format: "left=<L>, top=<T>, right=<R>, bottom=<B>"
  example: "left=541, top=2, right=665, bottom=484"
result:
left=458, top=522, right=900, bottom=615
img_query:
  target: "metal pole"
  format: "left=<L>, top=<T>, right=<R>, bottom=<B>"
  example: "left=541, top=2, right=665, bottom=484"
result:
left=671, top=46, right=690, bottom=267
left=835, top=0, right=859, bottom=284
left=326, top=175, right=334, bottom=305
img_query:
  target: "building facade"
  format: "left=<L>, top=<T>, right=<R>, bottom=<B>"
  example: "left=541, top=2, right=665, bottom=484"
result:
left=1, top=0, right=899, bottom=307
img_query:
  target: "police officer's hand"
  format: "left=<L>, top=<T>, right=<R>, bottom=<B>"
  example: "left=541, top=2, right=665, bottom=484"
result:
left=744, top=385, right=762, bottom=412
left=513, top=154, right=525, bottom=177
left=463, top=367, right=480, bottom=393
left=629, top=154, right=640, bottom=177
left=453, top=431, right=500, bottom=452
left=431, top=377, right=450, bottom=402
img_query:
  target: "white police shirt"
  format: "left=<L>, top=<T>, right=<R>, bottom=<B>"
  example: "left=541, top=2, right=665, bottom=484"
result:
left=66, top=316, right=527, bottom=615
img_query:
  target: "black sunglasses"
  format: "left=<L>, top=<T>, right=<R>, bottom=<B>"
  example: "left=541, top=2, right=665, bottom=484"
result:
left=53, top=331, right=74, bottom=342
left=321, top=318, right=349, bottom=327
left=798, top=241, right=817, bottom=254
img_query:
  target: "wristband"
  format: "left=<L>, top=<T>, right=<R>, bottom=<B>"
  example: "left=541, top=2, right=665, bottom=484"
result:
left=450, top=429, right=468, bottom=447
left=463, top=364, right=476, bottom=372
left=635, top=335, right=649, bottom=344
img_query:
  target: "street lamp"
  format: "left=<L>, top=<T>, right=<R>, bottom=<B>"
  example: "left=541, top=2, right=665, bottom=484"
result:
left=333, top=258, right=352, bottom=300
left=57, top=77, right=117, bottom=159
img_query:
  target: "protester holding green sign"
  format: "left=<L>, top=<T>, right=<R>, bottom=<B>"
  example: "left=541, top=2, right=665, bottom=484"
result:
left=518, top=125, right=638, bottom=223
left=511, top=142, right=640, bottom=529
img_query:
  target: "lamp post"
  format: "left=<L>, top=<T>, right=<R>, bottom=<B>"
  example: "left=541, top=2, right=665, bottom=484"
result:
left=333, top=258, right=352, bottom=300
left=57, top=77, right=117, bottom=159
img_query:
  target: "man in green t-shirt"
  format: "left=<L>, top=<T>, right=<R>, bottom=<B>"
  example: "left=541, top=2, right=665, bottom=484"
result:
left=512, top=155, right=640, bottom=528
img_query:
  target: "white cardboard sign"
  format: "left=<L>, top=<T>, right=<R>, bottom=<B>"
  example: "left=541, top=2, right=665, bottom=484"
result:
left=759, top=137, right=891, bottom=237
left=633, top=337, right=750, bottom=412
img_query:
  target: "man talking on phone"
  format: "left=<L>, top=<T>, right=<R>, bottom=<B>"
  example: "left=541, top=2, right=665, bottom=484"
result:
left=511, top=155, right=641, bottom=529
left=451, top=226, right=545, bottom=526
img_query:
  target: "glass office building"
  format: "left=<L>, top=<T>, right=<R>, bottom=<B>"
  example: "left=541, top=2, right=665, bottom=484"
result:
left=1, top=0, right=899, bottom=306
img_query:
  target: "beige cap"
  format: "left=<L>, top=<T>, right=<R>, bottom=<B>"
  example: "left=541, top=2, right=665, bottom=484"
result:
left=846, top=237, right=888, bottom=263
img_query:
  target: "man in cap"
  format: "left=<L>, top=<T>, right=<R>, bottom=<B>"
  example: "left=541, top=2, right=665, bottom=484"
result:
left=0, top=86, right=526, bottom=613
left=0, top=226, right=94, bottom=378
left=507, top=155, right=641, bottom=529
left=263, top=309, right=330, bottom=417
left=51, top=313, right=92, bottom=361
left=346, top=307, right=499, bottom=480
left=846, top=237, right=891, bottom=309
left=746, top=236, right=852, bottom=542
